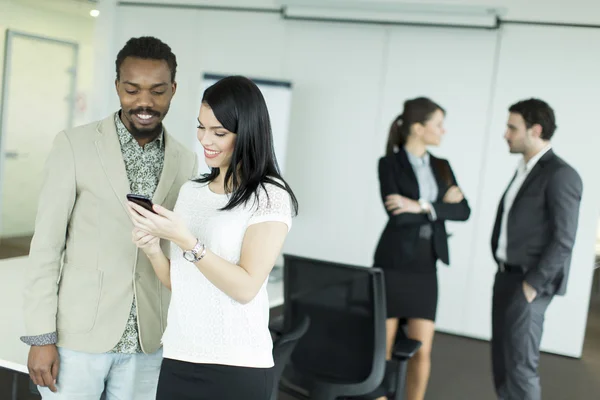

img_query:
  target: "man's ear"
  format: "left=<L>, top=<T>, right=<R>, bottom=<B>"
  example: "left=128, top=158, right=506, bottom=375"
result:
left=531, top=123, right=543, bottom=139
left=171, top=81, right=177, bottom=97
left=115, top=79, right=119, bottom=93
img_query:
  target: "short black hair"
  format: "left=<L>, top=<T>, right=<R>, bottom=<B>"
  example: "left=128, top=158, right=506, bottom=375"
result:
left=115, top=36, right=177, bottom=82
left=509, top=98, right=557, bottom=140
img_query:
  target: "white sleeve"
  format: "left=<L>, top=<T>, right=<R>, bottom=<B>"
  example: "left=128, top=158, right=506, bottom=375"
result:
left=247, top=183, right=293, bottom=231
left=428, top=204, right=438, bottom=221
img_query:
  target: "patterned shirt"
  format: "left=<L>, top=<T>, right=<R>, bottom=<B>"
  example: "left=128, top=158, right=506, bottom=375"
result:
left=109, top=112, right=164, bottom=353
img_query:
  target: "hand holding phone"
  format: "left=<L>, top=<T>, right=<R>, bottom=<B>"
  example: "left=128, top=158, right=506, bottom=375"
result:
left=126, top=194, right=157, bottom=214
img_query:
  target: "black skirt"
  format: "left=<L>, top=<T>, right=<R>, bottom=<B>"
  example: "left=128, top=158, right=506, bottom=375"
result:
left=380, top=238, right=438, bottom=322
left=156, top=358, right=274, bottom=400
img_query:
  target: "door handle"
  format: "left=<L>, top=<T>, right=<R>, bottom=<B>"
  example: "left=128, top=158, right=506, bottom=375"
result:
left=4, top=151, right=27, bottom=159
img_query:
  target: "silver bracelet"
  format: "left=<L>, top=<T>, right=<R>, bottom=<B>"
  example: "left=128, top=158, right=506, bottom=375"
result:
left=196, top=242, right=207, bottom=262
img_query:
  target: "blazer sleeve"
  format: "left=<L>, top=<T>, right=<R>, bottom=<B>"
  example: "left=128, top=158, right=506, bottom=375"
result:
left=525, top=165, right=583, bottom=293
left=23, top=131, right=76, bottom=338
left=378, top=157, right=429, bottom=226
left=430, top=160, right=471, bottom=221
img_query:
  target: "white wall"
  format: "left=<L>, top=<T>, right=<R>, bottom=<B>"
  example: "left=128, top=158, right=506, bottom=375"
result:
left=1, top=0, right=96, bottom=127
left=123, top=0, right=600, bottom=25
left=93, top=3, right=600, bottom=357
left=0, top=0, right=97, bottom=239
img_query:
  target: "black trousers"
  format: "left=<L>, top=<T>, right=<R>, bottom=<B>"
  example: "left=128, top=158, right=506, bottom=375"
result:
left=156, top=358, right=274, bottom=400
left=491, top=271, right=553, bottom=400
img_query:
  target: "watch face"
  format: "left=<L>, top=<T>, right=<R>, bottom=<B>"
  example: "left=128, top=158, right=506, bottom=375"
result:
left=183, top=251, right=195, bottom=262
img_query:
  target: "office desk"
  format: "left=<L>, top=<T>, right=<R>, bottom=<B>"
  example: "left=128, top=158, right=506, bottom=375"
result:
left=0, top=256, right=284, bottom=397
left=0, top=257, right=30, bottom=374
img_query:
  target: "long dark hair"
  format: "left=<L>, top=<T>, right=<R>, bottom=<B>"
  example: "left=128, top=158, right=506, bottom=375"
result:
left=195, top=76, right=298, bottom=215
left=385, top=97, right=445, bottom=156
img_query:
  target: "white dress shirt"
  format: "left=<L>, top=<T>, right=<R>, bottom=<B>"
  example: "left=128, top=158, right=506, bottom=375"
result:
left=496, top=145, right=552, bottom=262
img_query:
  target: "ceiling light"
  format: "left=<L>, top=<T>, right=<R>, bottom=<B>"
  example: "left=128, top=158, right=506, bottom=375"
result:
left=90, top=9, right=100, bottom=17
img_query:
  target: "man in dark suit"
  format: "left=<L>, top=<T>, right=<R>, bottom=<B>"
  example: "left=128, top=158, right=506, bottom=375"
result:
left=490, top=98, right=582, bottom=400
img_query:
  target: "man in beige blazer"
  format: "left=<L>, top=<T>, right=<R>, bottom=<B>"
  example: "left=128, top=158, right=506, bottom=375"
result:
left=21, top=37, right=197, bottom=399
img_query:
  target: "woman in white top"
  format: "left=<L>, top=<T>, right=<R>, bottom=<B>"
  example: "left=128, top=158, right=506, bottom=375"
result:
left=127, top=75, right=298, bottom=399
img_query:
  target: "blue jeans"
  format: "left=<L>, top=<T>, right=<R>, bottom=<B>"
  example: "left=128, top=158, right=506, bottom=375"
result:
left=38, top=347, right=162, bottom=400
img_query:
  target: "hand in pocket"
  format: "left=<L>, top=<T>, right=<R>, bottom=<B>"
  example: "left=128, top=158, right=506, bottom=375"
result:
left=522, top=281, right=537, bottom=303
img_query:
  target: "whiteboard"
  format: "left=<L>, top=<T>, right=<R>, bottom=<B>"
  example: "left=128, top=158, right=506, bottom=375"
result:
left=195, top=73, right=293, bottom=176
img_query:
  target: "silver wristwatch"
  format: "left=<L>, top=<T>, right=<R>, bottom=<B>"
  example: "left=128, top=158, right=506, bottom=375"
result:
left=183, top=239, right=206, bottom=263
left=418, top=199, right=431, bottom=214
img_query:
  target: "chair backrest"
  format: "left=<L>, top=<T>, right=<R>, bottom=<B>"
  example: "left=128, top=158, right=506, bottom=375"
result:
left=271, top=315, right=310, bottom=400
left=281, top=254, right=387, bottom=397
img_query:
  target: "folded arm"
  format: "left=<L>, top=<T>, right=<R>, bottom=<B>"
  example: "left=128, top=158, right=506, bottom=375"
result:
left=378, top=157, right=430, bottom=226
left=430, top=160, right=471, bottom=222
left=379, top=157, right=470, bottom=225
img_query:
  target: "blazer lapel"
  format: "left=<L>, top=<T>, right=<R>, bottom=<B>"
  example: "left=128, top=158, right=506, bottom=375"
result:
left=95, top=115, right=131, bottom=216
left=152, top=130, right=180, bottom=206
left=492, top=172, right=515, bottom=252
left=499, top=170, right=517, bottom=209
left=395, top=148, right=420, bottom=198
left=511, top=150, right=554, bottom=206
left=429, top=155, right=448, bottom=201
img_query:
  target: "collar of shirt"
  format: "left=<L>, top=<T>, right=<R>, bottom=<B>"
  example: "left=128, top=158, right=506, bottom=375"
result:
left=114, top=111, right=164, bottom=149
left=406, top=150, right=430, bottom=167
left=518, top=144, right=552, bottom=174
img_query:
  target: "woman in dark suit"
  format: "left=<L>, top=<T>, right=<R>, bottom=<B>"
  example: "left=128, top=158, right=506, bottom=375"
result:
left=374, top=97, right=470, bottom=400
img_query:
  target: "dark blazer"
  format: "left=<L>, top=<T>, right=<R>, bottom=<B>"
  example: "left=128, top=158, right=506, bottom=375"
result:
left=374, top=148, right=471, bottom=270
left=491, top=150, right=583, bottom=296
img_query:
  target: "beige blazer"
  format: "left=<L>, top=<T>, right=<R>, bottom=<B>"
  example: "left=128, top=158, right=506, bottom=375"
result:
left=23, top=114, right=197, bottom=354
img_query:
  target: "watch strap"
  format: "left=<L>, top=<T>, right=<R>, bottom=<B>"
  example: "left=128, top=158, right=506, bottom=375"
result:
left=191, top=239, right=203, bottom=255
left=418, top=199, right=430, bottom=213
left=184, top=239, right=207, bottom=262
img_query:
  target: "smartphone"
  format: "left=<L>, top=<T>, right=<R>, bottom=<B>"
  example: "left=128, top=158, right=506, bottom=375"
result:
left=126, top=194, right=156, bottom=214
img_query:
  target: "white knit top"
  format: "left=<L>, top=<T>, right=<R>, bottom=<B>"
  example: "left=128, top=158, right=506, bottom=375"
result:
left=161, top=180, right=292, bottom=368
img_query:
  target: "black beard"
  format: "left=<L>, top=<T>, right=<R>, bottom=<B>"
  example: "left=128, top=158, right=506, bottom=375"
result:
left=128, top=122, right=162, bottom=141
left=121, top=109, right=163, bottom=141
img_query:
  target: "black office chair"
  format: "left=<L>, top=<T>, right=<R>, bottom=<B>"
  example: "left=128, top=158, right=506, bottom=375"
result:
left=270, top=315, right=310, bottom=400
left=278, top=254, right=421, bottom=400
